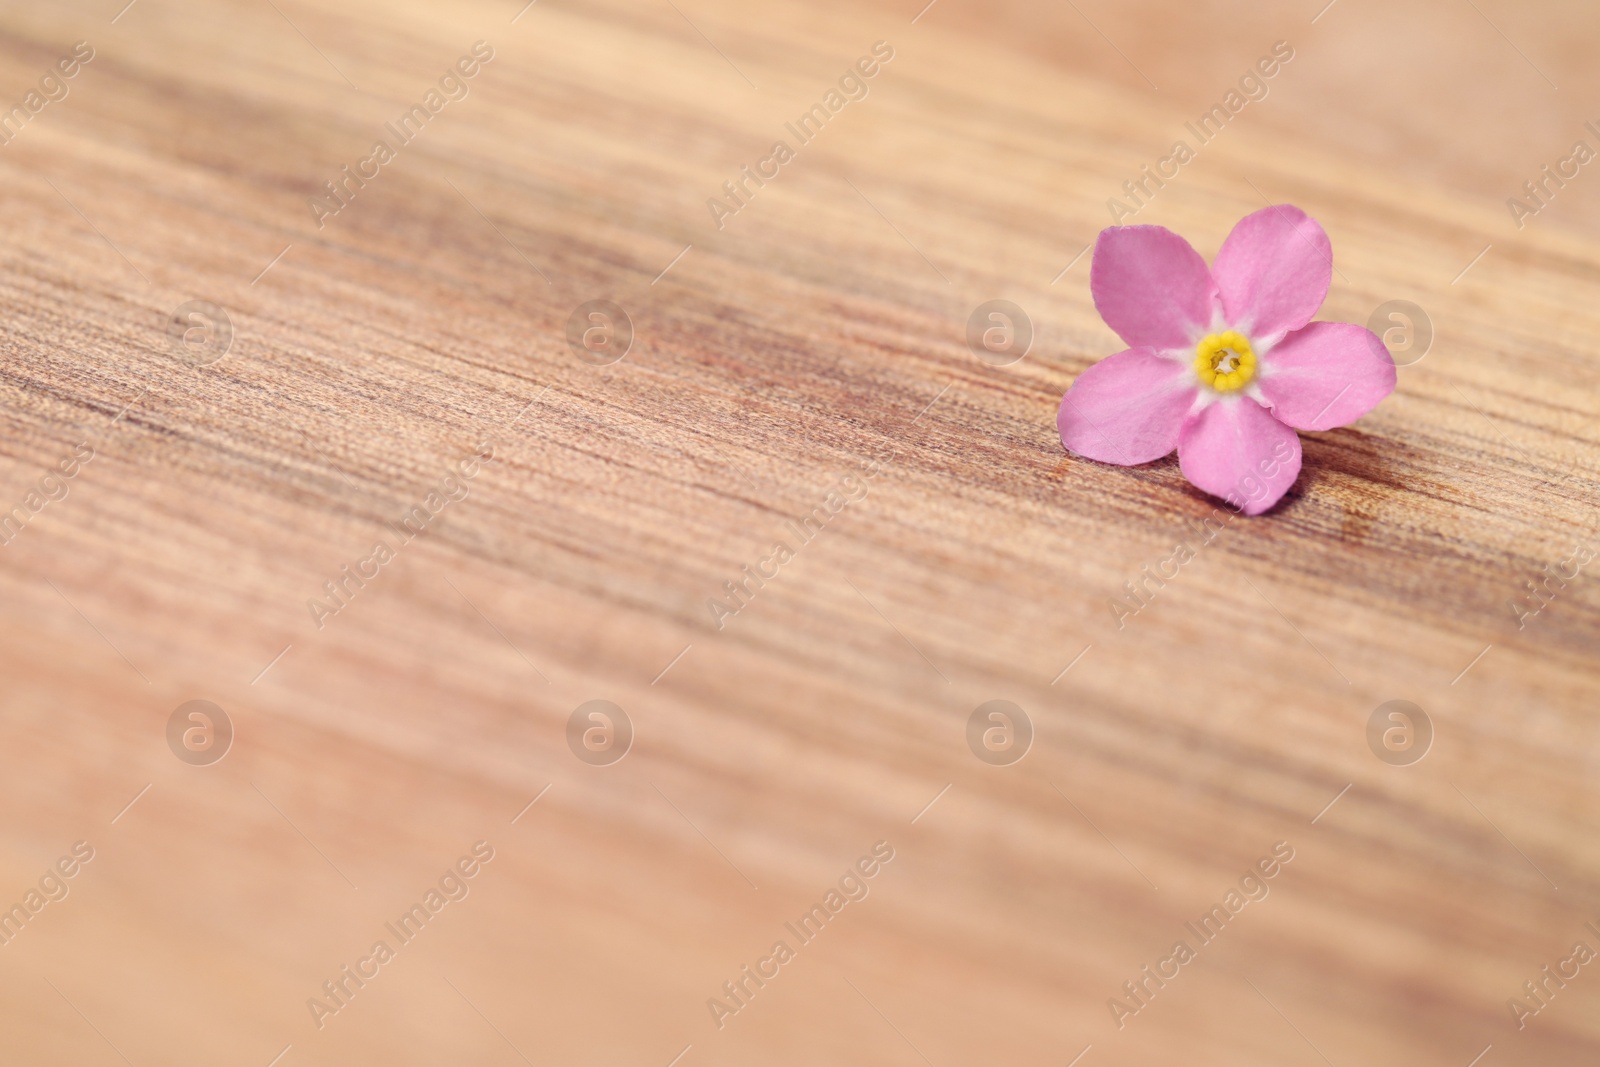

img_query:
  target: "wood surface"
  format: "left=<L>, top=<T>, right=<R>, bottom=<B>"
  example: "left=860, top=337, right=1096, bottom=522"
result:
left=0, top=0, right=1597, bottom=1064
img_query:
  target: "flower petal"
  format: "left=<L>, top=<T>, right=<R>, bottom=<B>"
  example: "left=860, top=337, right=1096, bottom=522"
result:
left=1177, top=397, right=1302, bottom=514
left=1058, top=347, right=1198, bottom=465
left=1090, top=225, right=1219, bottom=351
left=1212, top=205, right=1331, bottom=340
left=1258, top=321, right=1396, bottom=431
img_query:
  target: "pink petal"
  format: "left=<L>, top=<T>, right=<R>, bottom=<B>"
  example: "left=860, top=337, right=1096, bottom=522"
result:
left=1258, top=321, right=1396, bottom=431
left=1177, top=397, right=1302, bottom=514
left=1212, top=205, right=1331, bottom=340
left=1090, top=225, right=1219, bottom=351
left=1058, top=348, right=1198, bottom=465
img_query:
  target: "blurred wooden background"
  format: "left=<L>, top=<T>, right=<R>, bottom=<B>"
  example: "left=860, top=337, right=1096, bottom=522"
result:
left=0, top=0, right=1596, bottom=1063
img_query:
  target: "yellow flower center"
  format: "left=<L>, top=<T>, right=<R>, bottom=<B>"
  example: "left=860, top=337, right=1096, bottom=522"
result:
left=1194, top=331, right=1257, bottom=392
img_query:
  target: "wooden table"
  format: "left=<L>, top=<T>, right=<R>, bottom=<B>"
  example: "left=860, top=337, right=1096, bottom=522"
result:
left=0, top=0, right=1596, bottom=1063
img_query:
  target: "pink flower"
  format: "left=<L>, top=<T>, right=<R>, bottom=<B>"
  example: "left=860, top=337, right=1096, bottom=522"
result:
left=1057, top=206, right=1395, bottom=515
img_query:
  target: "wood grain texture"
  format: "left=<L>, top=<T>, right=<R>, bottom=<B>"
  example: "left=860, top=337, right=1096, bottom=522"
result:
left=0, top=0, right=1597, bottom=1064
